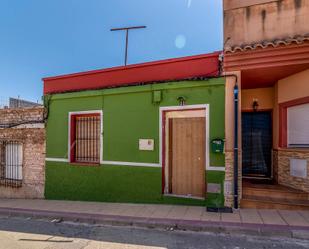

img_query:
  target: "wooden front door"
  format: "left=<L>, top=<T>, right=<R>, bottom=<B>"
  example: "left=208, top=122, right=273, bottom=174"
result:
left=169, top=117, right=206, bottom=198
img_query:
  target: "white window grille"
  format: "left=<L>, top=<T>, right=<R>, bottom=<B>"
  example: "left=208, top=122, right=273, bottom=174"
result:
left=0, top=141, right=23, bottom=187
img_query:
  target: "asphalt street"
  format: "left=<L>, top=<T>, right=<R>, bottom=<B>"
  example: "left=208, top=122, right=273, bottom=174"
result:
left=0, top=216, right=308, bottom=249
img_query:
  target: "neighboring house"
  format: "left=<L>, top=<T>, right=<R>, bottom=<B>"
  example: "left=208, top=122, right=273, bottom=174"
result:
left=9, top=97, right=41, bottom=109
left=43, top=53, right=228, bottom=207
left=223, top=0, right=309, bottom=209
left=0, top=107, right=45, bottom=198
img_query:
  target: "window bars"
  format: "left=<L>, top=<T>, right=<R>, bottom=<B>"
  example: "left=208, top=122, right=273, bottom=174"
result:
left=74, top=115, right=100, bottom=164
left=0, top=140, right=23, bottom=187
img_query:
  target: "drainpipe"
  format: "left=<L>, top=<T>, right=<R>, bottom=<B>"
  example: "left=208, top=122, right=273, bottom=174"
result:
left=233, top=83, right=239, bottom=209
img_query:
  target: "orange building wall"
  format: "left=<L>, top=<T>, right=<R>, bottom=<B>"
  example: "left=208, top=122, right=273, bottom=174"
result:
left=225, top=72, right=242, bottom=152
left=273, top=69, right=309, bottom=149
left=224, top=0, right=309, bottom=47
left=277, top=68, right=309, bottom=104
left=224, top=0, right=279, bottom=10
left=241, top=87, right=274, bottom=111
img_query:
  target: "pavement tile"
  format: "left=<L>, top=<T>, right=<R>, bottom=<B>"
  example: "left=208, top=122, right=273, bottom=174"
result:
left=166, top=206, right=188, bottom=220
left=150, top=205, right=173, bottom=219
left=118, top=204, right=146, bottom=217
left=279, top=210, right=309, bottom=227
left=183, top=206, right=204, bottom=221
left=1, top=199, right=309, bottom=230
left=0, top=199, right=17, bottom=208
left=58, top=202, right=103, bottom=214
left=97, top=204, right=125, bottom=216
left=221, top=211, right=241, bottom=223
left=134, top=205, right=158, bottom=218
left=258, top=209, right=287, bottom=225
left=200, top=211, right=220, bottom=222
left=97, top=203, right=121, bottom=215
left=107, top=203, right=140, bottom=216
left=53, top=201, right=109, bottom=213
left=240, top=209, right=263, bottom=224
left=298, top=210, right=309, bottom=223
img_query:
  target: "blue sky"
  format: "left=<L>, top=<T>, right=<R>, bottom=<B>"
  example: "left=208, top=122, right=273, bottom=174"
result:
left=0, top=0, right=222, bottom=102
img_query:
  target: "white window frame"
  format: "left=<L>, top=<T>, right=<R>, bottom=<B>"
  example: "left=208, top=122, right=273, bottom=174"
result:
left=287, top=103, right=309, bottom=148
left=159, top=104, right=217, bottom=171
left=5, top=142, right=23, bottom=181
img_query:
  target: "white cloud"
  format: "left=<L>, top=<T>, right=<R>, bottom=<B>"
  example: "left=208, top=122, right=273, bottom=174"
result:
left=175, top=35, right=186, bottom=49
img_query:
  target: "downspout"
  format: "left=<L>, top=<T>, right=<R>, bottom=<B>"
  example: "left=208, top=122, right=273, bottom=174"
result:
left=233, top=83, right=239, bottom=209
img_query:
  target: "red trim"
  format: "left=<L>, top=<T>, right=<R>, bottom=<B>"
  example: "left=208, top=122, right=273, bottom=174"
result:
left=69, top=162, right=100, bottom=167
left=43, top=52, right=220, bottom=94
left=224, top=43, right=309, bottom=89
left=279, top=96, right=309, bottom=148
left=73, top=113, right=100, bottom=118
left=70, top=115, right=76, bottom=163
left=69, top=113, right=100, bottom=164
left=161, top=111, right=166, bottom=194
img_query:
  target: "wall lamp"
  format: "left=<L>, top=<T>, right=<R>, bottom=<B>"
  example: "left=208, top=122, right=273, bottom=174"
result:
left=252, top=98, right=259, bottom=112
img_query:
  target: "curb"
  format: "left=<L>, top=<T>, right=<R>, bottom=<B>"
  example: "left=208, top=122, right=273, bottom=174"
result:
left=0, top=207, right=309, bottom=240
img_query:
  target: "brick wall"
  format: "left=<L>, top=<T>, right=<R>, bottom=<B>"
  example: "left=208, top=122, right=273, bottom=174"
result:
left=277, top=149, right=309, bottom=194
left=0, top=107, right=45, bottom=198
left=0, top=107, right=44, bottom=125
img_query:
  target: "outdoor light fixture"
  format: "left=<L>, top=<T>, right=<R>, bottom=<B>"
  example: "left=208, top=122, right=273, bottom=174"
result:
left=177, top=96, right=187, bottom=106
left=252, top=99, right=259, bottom=112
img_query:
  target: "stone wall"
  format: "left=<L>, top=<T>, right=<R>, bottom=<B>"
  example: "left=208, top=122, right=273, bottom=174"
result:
left=224, top=151, right=242, bottom=207
left=0, top=107, right=44, bottom=125
left=272, top=149, right=279, bottom=183
left=277, top=149, right=309, bottom=194
left=0, top=107, right=45, bottom=198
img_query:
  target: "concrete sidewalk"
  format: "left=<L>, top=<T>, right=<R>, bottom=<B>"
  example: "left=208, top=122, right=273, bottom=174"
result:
left=0, top=199, right=309, bottom=239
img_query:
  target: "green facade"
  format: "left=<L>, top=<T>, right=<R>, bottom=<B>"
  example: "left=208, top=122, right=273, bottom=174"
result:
left=45, top=78, right=226, bottom=206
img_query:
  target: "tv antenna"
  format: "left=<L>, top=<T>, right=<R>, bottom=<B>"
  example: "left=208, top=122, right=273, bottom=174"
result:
left=110, top=26, right=146, bottom=66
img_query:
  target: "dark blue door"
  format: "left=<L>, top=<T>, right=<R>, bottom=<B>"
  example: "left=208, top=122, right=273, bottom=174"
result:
left=242, top=112, right=272, bottom=178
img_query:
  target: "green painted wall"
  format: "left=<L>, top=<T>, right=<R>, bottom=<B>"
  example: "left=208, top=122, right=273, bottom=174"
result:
left=45, top=79, right=226, bottom=206
left=45, top=162, right=225, bottom=206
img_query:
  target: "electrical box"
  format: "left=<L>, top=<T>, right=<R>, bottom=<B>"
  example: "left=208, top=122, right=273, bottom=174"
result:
left=211, top=139, right=224, bottom=153
left=139, top=139, right=154, bottom=151
left=290, top=159, right=307, bottom=178
left=153, top=91, right=162, bottom=103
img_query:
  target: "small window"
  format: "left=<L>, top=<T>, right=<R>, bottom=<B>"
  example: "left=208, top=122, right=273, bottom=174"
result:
left=287, top=103, right=309, bottom=148
left=0, top=140, right=23, bottom=187
left=70, top=113, right=101, bottom=164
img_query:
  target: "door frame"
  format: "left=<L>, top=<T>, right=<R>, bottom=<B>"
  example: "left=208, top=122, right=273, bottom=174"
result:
left=241, top=109, right=273, bottom=179
left=159, top=104, right=209, bottom=195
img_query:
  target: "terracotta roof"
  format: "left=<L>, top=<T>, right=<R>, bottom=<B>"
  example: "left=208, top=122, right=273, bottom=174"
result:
left=225, top=34, right=309, bottom=53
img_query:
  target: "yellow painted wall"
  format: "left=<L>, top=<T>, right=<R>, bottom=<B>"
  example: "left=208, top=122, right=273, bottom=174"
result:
left=241, top=87, right=274, bottom=111
left=277, top=69, right=309, bottom=104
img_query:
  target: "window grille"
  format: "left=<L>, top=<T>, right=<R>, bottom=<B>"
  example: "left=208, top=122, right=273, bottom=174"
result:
left=0, top=140, right=23, bottom=187
left=71, top=114, right=101, bottom=164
